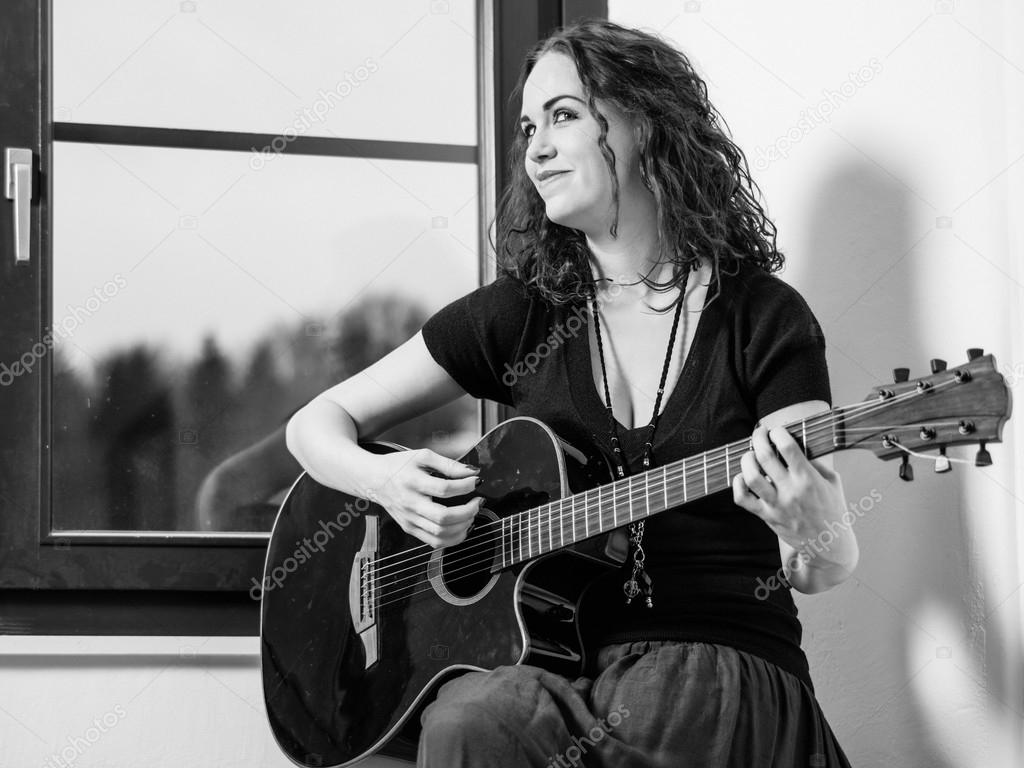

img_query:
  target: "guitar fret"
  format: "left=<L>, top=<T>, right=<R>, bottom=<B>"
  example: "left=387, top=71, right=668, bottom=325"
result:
left=703, top=453, right=708, bottom=496
left=802, top=418, right=807, bottom=456
left=626, top=479, right=634, bottom=528
left=501, top=517, right=508, bottom=569
left=538, top=508, right=544, bottom=555
left=584, top=490, right=589, bottom=538
left=616, top=480, right=621, bottom=525
left=644, top=473, right=649, bottom=520
left=570, top=494, right=577, bottom=543
left=612, top=482, right=618, bottom=527
left=522, top=513, right=528, bottom=560
left=536, top=512, right=544, bottom=561
left=547, top=503, right=553, bottom=553
left=682, top=458, right=688, bottom=502
left=662, top=466, right=668, bottom=510
left=597, top=485, right=604, bottom=532
left=561, top=499, right=567, bottom=547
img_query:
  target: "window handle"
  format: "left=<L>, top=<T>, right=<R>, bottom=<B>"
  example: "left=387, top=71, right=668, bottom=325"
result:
left=5, top=147, right=33, bottom=264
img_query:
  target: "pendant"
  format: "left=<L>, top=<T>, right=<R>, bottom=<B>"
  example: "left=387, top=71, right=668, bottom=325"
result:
left=624, top=568, right=654, bottom=607
left=623, top=578, right=641, bottom=602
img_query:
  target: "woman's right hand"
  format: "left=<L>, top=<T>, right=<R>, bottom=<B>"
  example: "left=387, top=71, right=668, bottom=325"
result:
left=363, top=448, right=484, bottom=549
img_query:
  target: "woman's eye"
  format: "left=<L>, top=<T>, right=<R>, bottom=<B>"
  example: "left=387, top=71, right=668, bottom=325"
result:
left=553, top=107, right=577, bottom=124
left=522, top=108, right=577, bottom=139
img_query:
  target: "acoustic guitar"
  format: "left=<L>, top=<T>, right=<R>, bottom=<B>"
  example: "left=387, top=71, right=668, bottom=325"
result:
left=260, top=350, right=1011, bottom=767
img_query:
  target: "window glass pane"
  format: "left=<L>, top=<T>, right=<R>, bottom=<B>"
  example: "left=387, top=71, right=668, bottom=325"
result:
left=52, top=0, right=478, bottom=146
left=51, top=143, right=480, bottom=532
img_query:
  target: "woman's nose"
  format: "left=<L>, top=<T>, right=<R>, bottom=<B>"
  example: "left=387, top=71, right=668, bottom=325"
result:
left=526, top=125, right=555, bottom=164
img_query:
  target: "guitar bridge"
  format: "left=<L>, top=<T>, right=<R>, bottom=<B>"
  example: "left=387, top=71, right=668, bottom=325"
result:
left=348, top=516, right=379, bottom=669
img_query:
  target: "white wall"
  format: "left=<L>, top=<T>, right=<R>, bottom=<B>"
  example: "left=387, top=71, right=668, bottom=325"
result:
left=607, top=1, right=1024, bottom=765
left=0, top=636, right=407, bottom=768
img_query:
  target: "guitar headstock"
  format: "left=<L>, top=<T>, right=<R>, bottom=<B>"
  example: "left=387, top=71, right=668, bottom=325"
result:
left=840, top=350, right=1012, bottom=473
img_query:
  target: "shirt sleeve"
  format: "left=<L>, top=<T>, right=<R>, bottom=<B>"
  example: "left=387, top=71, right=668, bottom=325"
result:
left=735, top=268, right=832, bottom=422
left=420, top=276, right=534, bottom=407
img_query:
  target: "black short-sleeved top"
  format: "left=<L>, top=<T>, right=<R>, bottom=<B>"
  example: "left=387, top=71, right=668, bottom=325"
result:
left=420, top=259, right=832, bottom=691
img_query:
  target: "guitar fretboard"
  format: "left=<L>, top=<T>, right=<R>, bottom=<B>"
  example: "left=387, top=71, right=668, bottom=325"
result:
left=498, top=409, right=842, bottom=568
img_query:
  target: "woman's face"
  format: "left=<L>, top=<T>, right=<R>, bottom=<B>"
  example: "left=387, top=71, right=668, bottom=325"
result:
left=521, top=51, right=644, bottom=235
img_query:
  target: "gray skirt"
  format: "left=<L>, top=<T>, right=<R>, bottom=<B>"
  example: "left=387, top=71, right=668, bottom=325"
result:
left=418, top=640, right=853, bottom=767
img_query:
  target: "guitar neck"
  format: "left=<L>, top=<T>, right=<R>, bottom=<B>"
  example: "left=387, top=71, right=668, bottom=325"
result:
left=499, top=408, right=844, bottom=568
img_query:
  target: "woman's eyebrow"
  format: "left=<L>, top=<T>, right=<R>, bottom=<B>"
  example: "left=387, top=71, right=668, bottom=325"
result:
left=519, top=94, right=585, bottom=124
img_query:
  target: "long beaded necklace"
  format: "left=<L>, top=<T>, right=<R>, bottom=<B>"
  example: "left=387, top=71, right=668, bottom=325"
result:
left=589, top=266, right=690, bottom=608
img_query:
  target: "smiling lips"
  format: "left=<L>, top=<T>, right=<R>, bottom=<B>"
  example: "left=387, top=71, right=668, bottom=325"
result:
left=538, top=170, right=570, bottom=185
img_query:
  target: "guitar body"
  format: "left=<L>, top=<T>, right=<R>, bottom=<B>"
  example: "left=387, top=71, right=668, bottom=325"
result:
left=260, top=416, right=625, bottom=767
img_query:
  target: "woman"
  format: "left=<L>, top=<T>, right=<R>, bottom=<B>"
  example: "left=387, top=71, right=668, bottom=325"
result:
left=286, top=17, right=858, bottom=768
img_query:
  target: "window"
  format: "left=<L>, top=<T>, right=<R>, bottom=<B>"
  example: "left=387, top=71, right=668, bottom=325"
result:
left=0, top=0, right=607, bottom=634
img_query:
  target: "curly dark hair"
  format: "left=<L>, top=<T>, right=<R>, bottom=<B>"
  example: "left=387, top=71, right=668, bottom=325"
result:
left=491, top=17, right=784, bottom=311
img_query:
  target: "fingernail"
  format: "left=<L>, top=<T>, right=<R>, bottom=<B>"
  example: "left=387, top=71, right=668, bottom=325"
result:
left=464, top=464, right=481, bottom=473
left=475, top=476, right=483, bottom=486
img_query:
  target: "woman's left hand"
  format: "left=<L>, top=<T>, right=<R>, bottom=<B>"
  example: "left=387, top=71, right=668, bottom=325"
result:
left=731, top=424, right=847, bottom=550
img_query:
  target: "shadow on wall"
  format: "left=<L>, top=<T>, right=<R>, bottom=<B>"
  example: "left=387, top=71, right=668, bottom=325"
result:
left=801, top=157, right=1003, bottom=766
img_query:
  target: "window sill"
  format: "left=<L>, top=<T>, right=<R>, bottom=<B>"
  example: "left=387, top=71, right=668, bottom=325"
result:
left=0, top=634, right=260, bottom=657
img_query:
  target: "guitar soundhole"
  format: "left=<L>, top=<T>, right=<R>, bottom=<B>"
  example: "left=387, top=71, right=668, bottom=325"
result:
left=440, top=512, right=500, bottom=599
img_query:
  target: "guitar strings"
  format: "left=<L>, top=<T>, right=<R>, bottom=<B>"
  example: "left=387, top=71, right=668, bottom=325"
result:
left=372, top=417, right=975, bottom=602
left=368, top=382, right=970, bottom=610
left=365, top=381, right=953, bottom=590
left=364, top=392, right=947, bottom=607
left=366, top=404, right=842, bottom=581
left=366, top=397, right=850, bottom=577
left=361, top=381, right=958, bottom=602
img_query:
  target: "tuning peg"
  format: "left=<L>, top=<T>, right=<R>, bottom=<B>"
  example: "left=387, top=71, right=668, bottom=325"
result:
left=967, top=348, right=984, bottom=360
left=899, top=452, right=914, bottom=481
left=893, top=367, right=910, bottom=383
left=934, top=446, right=952, bottom=473
left=975, top=441, right=992, bottom=467
left=930, top=358, right=947, bottom=373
